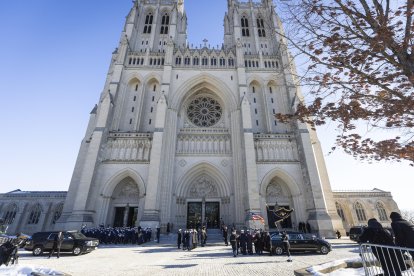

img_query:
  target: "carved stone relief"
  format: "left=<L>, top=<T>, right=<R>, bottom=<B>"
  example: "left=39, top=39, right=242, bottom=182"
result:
left=118, top=180, right=139, bottom=198
left=189, top=175, right=218, bottom=198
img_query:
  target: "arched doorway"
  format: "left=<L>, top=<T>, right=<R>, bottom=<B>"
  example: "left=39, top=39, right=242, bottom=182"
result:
left=108, top=177, right=140, bottom=227
left=175, top=163, right=232, bottom=230
left=265, top=178, right=294, bottom=229
left=186, top=174, right=221, bottom=229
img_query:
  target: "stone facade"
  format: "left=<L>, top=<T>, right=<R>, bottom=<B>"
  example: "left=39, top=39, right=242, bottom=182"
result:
left=332, top=189, right=400, bottom=233
left=0, top=190, right=66, bottom=235
left=0, top=0, right=401, bottom=237
left=0, top=188, right=400, bottom=236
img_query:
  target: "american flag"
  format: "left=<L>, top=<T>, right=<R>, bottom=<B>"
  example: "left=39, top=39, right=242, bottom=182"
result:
left=245, top=212, right=265, bottom=223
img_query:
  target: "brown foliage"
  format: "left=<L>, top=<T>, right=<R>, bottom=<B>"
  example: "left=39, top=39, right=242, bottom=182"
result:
left=275, top=0, right=414, bottom=164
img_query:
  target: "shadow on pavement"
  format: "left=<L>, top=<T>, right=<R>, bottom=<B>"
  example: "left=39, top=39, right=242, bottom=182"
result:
left=159, top=264, right=198, bottom=269
left=136, top=247, right=180, bottom=253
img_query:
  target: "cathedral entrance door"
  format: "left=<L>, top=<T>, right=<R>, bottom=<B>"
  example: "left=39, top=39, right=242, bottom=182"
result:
left=186, top=201, right=220, bottom=229
left=113, top=206, right=138, bottom=227
left=114, top=207, right=125, bottom=227
left=205, top=202, right=220, bottom=229
left=187, top=202, right=202, bottom=229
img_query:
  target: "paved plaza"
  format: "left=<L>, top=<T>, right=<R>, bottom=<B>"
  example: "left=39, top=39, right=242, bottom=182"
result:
left=14, top=237, right=360, bottom=276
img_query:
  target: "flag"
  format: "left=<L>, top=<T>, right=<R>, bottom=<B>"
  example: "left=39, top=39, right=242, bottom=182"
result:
left=245, top=212, right=265, bottom=224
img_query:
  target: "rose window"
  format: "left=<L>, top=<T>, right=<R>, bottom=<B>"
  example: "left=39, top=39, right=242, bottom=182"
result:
left=186, top=96, right=222, bottom=127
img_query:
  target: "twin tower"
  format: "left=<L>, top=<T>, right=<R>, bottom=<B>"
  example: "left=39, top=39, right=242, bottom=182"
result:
left=57, top=0, right=343, bottom=237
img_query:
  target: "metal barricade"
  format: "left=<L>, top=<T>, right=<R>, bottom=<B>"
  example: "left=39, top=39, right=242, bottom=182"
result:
left=360, top=243, right=414, bottom=275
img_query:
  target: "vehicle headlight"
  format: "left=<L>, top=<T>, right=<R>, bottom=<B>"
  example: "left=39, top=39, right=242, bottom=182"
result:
left=85, top=241, right=93, bottom=246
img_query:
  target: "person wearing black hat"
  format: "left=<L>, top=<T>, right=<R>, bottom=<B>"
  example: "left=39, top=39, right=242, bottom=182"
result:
left=390, top=212, right=414, bottom=258
left=230, top=230, right=238, bottom=257
left=359, top=218, right=407, bottom=276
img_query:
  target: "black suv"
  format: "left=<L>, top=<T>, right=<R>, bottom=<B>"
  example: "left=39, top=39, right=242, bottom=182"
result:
left=25, top=231, right=99, bottom=256
left=270, top=231, right=331, bottom=255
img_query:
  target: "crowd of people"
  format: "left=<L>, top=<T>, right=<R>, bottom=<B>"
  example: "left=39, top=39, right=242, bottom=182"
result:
left=358, top=212, right=414, bottom=276
left=176, top=227, right=207, bottom=250
left=81, top=225, right=156, bottom=245
left=77, top=211, right=414, bottom=270
left=221, top=226, right=276, bottom=258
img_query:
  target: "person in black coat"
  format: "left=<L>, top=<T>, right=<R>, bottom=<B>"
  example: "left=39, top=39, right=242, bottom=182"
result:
left=229, top=231, right=238, bottom=257
left=239, top=230, right=247, bottom=255
left=222, top=226, right=228, bottom=246
left=281, top=231, right=291, bottom=262
left=359, top=218, right=408, bottom=276
left=390, top=212, right=414, bottom=258
left=265, top=231, right=272, bottom=256
left=48, top=231, right=64, bottom=258
left=246, top=230, right=253, bottom=255
left=177, top=229, right=182, bottom=249
left=156, top=226, right=160, bottom=243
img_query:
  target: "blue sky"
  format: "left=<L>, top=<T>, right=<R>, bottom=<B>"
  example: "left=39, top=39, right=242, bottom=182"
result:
left=0, top=0, right=412, bottom=211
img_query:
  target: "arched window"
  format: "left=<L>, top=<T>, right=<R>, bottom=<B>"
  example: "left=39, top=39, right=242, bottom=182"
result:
left=241, top=16, right=250, bottom=37
left=193, top=57, right=199, bottom=66
left=3, top=203, right=17, bottom=224
left=219, top=57, right=226, bottom=66
left=336, top=202, right=345, bottom=221
left=376, top=202, right=388, bottom=221
left=211, top=57, right=217, bottom=66
left=52, top=203, right=64, bottom=224
left=184, top=56, right=191, bottom=65
left=160, top=13, right=170, bottom=34
left=143, top=13, right=153, bottom=34
left=27, top=204, right=42, bottom=225
left=355, top=202, right=367, bottom=222
left=257, top=17, right=266, bottom=37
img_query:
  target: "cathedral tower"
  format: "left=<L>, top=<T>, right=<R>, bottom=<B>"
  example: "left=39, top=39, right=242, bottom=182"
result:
left=57, top=0, right=343, bottom=237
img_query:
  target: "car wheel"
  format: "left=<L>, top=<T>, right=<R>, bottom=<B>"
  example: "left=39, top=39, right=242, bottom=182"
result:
left=72, top=246, right=82, bottom=256
left=274, top=246, right=283, bottom=255
left=320, top=245, right=329, bottom=254
left=33, top=246, right=43, bottom=256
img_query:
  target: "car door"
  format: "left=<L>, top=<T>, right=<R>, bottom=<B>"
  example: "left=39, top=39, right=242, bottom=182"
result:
left=61, top=232, right=75, bottom=251
left=288, top=234, right=302, bottom=250
left=45, top=233, right=57, bottom=251
left=301, top=234, right=318, bottom=251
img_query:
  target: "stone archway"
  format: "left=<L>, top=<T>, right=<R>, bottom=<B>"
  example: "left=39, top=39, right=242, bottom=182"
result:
left=265, top=178, right=295, bottom=229
left=108, top=177, right=140, bottom=227
left=175, top=163, right=231, bottom=230
left=260, top=169, right=305, bottom=231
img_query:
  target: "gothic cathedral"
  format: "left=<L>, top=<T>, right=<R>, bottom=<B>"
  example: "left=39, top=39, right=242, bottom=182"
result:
left=56, top=0, right=344, bottom=237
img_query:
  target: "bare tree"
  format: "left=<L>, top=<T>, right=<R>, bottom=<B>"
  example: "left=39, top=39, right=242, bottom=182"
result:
left=274, top=0, right=414, bottom=164
left=401, top=209, right=414, bottom=223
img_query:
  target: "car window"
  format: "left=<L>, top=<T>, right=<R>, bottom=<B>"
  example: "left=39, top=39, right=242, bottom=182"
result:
left=271, top=234, right=282, bottom=240
left=63, top=233, right=73, bottom=240
left=302, top=234, right=315, bottom=240
left=47, top=233, right=57, bottom=240
left=289, top=234, right=301, bottom=240
left=71, top=232, right=87, bottom=239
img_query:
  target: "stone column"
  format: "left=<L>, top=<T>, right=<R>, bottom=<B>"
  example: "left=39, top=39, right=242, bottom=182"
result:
left=123, top=206, right=130, bottom=227
left=296, top=124, right=336, bottom=238
left=140, top=94, right=168, bottom=229
left=241, top=96, right=262, bottom=228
